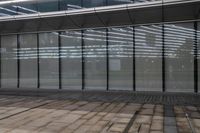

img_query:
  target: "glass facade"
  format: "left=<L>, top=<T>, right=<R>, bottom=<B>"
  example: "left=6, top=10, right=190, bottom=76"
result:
left=84, top=29, right=107, bottom=90
left=19, top=34, right=37, bottom=88
left=107, top=0, right=133, bottom=6
left=83, top=0, right=106, bottom=8
left=59, top=0, right=82, bottom=10
left=60, top=31, right=82, bottom=90
left=135, top=25, right=162, bottom=91
left=165, top=23, right=194, bottom=92
left=108, top=27, right=133, bottom=90
left=0, top=0, right=162, bottom=17
left=1, top=35, right=18, bottom=88
left=39, top=32, right=59, bottom=89
left=0, top=21, right=199, bottom=93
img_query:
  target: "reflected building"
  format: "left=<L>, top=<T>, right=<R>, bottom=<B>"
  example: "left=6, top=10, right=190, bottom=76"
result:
left=0, top=0, right=199, bottom=93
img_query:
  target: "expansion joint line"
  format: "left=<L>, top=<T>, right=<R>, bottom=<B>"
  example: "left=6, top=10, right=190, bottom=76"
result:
left=182, top=106, right=196, bottom=133
left=0, top=102, right=50, bottom=121
left=123, top=104, right=143, bottom=133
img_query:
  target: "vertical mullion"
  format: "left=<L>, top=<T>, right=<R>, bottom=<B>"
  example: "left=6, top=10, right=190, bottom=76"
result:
left=81, top=30, right=85, bottom=90
left=162, top=0, right=165, bottom=92
left=133, top=27, right=135, bottom=91
left=106, top=28, right=109, bottom=91
left=17, top=34, right=20, bottom=88
left=37, top=33, right=40, bottom=89
left=162, top=24, right=165, bottom=92
left=0, top=35, right=1, bottom=88
left=81, top=0, right=84, bottom=90
left=194, top=21, right=198, bottom=93
left=58, top=32, right=62, bottom=89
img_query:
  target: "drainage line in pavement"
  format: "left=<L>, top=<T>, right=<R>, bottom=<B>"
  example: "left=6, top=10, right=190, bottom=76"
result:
left=0, top=102, right=50, bottom=121
left=123, top=110, right=139, bottom=133
left=185, top=113, right=196, bottom=133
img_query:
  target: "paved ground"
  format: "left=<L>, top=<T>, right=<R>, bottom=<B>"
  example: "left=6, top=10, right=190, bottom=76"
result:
left=0, top=91, right=199, bottom=133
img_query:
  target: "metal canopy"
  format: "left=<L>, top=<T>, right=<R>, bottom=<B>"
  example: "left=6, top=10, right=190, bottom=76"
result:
left=0, top=0, right=199, bottom=34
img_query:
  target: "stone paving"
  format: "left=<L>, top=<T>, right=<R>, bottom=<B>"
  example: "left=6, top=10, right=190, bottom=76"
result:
left=0, top=92, right=198, bottom=133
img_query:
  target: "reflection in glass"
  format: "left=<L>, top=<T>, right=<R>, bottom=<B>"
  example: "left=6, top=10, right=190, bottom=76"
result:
left=135, top=25, right=162, bottom=91
left=37, top=0, right=58, bottom=12
left=107, top=0, right=133, bottom=6
left=83, top=0, right=106, bottom=8
left=1, top=35, right=18, bottom=88
left=165, top=23, right=194, bottom=92
left=60, top=31, right=82, bottom=90
left=108, top=27, right=133, bottom=90
left=39, top=32, right=59, bottom=89
left=60, top=0, right=82, bottom=10
left=19, top=34, right=37, bottom=88
left=84, top=29, right=107, bottom=90
left=0, top=1, right=37, bottom=16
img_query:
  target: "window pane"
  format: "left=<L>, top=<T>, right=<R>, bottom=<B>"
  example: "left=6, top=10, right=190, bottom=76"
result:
left=83, top=0, right=106, bottom=8
left=37, top=0, right=58, bottom=12
left=19, top=34, right=37, bottom=88
left=107, top=0, right=133, bottom=6
left=39, top=32, right=59, bottom=89
left=165, top=23, right=194, bottom=92
left=134, top=0, right=160, bottom=3
left=16, top=1, right=38, bottom=14
left=60, top=31, right=82, bottom=90
left=135, top=25, right=162, bottom=91
left=108, top=27, right=133, bottom=90
left=60, top=0, right=82, bottom=10
left=0, top=5, right=18, bottom=16
left=84, top=29, right=107, bottom=90
left=1, top=35, right=18, bottom=88
left=0, top=1, right=38, bottom=16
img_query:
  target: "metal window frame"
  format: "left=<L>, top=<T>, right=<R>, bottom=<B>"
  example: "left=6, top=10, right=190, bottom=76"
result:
left=17, top=34, right=20, bottom=88
left=194, top=21, right=198, bottom=93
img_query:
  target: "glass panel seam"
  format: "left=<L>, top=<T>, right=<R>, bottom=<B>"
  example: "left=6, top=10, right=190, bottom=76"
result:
left=194, top=21, right=198, bottom=93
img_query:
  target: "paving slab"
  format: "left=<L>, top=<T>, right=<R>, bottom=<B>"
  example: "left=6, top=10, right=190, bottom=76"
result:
left=0, top=92, right=197, bottom=133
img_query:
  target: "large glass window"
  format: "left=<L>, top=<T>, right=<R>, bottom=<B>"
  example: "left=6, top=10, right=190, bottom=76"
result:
left=1, top=35, right=18, bottom=88
left=135, top=25, right=162, bottom=91
left=39, top=32, right=59, bottom=89
left=84, top=29, right=107, bottom=90
left=60, top=31, right=82, bottom=90
left=165, top=23, right=194, bottom=92
left=19, top=34, right=37, bottom=88
left=108, top=27, right=133, bottom=90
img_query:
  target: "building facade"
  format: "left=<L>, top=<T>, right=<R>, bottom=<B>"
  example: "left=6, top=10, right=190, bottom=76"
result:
left=0, top=0, right=199, bottom=93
